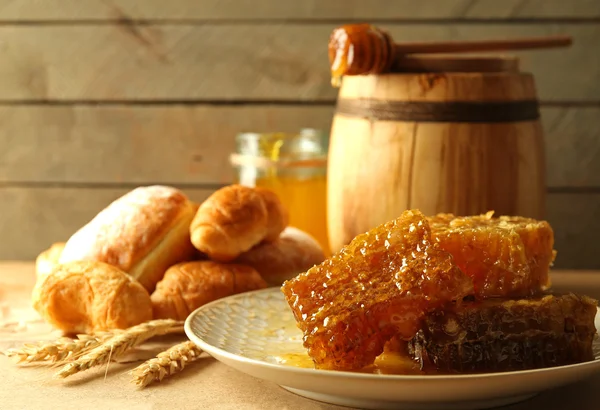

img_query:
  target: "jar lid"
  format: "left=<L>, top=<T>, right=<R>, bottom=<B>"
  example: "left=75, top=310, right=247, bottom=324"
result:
left=232, top=130, right=328, bottom=169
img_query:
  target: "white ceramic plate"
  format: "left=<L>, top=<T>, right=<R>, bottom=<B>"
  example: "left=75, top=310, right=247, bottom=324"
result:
left=184, top=288, right=600, bottom=410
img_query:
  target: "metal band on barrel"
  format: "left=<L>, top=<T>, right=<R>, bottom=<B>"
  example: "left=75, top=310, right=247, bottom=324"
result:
left=335, top=99, right=540, bottom=123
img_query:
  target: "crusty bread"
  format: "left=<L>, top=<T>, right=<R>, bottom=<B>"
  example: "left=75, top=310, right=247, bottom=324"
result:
left=59, top=185, right=198, bottom=293
left=189, top=185, right=288, bottom=262
left=32, top=260, right=152, bottom=334
left=235, top=227, right=325, bottom=286
left=35, top=242, right=65, bottom=279
left=151, top=261, right=268, bottom=320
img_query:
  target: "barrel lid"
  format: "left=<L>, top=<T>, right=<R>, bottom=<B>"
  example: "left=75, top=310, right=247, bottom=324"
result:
left=392, top=55, right=520, bottom=73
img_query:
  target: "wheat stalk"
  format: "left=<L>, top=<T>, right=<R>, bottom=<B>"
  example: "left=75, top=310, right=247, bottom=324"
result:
left=129, top=340, right=203, bottom=388
left=3, top=332, right=116, bottom=364
left=54, top=319, right=183, bottom=379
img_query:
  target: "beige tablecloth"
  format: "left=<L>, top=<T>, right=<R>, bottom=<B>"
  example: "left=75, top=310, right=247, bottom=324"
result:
left=1, top=262, right=600, bottom=410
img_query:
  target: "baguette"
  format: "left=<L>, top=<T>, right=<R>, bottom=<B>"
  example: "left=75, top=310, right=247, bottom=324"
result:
left=59, top=185, right=198, bottom=293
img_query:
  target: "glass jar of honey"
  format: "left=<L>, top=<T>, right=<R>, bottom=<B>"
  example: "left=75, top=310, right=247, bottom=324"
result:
left=230, top=130, right=330, bottom=255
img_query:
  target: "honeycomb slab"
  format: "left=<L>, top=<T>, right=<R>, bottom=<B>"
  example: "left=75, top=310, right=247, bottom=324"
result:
left=406, top=293, right=597, bottom=373
left=428, top=212, right=556, bottom=298
left=281, top=210, right=473, bottom=371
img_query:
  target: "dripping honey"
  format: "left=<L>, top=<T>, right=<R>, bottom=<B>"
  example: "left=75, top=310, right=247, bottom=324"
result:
left=328, top=23, right=394, bottom=87
left=232, top=131, right=330, bottom=255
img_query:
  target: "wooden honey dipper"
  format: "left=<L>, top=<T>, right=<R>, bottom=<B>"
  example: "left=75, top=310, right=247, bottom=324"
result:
left=328, top=24, right=572, bottom=87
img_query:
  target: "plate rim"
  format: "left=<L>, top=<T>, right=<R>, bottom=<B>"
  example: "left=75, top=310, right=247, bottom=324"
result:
left=184, top=287, right=600, bottom=382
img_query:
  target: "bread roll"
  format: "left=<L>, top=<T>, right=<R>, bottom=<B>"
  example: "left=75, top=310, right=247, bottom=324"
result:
left=32, top=260, right=152, bottom=334
left=151, top=261, right=268, bottom=320
left=235, top=227, right=326, bottom=286
left=59, top=185, right=198, bottom=292
left=35, top=242, right=65, bottom=279
left=189, top=185, right=288, bottom=262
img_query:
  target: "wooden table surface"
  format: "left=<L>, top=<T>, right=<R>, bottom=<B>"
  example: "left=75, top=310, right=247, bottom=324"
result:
left=1, top=262, right=600, bottom=410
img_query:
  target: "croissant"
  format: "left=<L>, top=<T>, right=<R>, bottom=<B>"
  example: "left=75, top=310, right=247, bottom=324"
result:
left=234, top=227, right=325, bottom=286
left=59, top=185, right=198, bottom=292
left=32, top=260, right=152, bottom=334
left=151, top=261, right=268, bottom=320
left=35, top=242, right=65, bottom=279
left=255, top=187, right=289, bottom=242
left=189, top=185, right=288, bottom=262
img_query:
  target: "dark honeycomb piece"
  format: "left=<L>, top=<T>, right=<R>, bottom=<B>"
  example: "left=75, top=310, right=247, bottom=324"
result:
left=405, top=293, right=597, bottom=373
left=428, top=212, right=556, bottom=298
left=281, top=210, right=473, bottom=371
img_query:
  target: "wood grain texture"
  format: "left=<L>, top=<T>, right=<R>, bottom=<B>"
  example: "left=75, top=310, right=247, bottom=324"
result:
left=0, top=0, right=598, bottom=20
left=0, top=105, right=333, bottom=185
left=328, top=71, right=546, bottom=252
left=548, top=193, right=600, bottom=270
left=0, top=187, right=213, bottom=261
left=337, top=70, right=539, bottom=101
left=0, top=105, right=597, bottom=188
left=0, top=24, right=597, bottom=102
left=0, top=188, right=597, bottom=269
left=544, top=107, right=600, bottom=188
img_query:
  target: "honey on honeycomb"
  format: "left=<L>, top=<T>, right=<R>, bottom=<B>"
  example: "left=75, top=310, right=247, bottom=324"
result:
left=405, top=293, right=598, bottom=373
left=280, top=209, right=474, bottom=371
left=428, top=211, right=556, bottom=298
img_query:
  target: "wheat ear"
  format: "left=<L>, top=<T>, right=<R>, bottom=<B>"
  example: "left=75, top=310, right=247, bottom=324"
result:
left=3, top=332, right=116, bottom=364
left=54, top=319, right=183, bottom=379
left=129, top=340, right=203, bottom=388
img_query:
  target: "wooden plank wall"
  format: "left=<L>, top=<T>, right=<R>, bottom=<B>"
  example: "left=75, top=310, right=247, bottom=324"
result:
left=0, top=1, right=599, bottom=269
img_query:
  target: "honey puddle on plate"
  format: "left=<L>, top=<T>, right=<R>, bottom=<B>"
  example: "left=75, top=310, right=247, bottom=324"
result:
left=249, top=303, right=426, bottom=375
left=273, top=351, right=426, bottom=375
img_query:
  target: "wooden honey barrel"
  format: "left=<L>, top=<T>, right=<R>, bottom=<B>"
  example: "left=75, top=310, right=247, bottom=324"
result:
left=327, top=56, right=546, bottom=253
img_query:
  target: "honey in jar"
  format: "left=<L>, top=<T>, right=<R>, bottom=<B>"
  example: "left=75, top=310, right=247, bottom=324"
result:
left=230, top=130, right=330, bottom=255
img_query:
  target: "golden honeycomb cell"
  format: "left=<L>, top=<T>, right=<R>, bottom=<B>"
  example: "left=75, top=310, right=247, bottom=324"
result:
left=428, top=212, right=556, bottom=298
left=281, top=210, right=473, bottom=371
